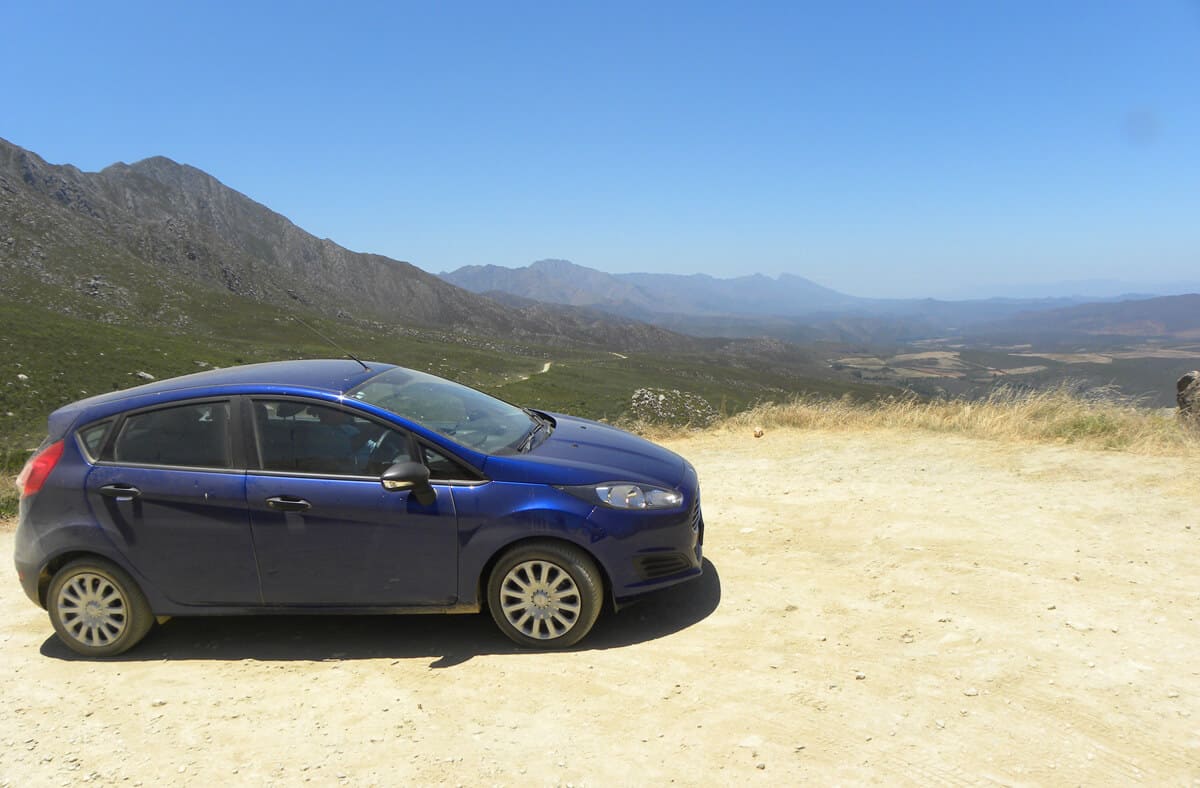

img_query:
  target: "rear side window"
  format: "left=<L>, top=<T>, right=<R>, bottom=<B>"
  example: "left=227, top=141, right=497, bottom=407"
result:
left=112, top=402, right=231, bottom=468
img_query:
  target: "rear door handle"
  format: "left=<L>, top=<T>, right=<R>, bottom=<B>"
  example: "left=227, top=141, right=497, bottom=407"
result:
left=266, top=496, right=312, bottom=512
left=98, top=484, right=141, bottom=502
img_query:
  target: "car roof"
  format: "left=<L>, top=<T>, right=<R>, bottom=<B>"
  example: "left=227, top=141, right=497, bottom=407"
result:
left=47, top=359, right=394, bottom=437
left=95, top=358, right=390, bottom=399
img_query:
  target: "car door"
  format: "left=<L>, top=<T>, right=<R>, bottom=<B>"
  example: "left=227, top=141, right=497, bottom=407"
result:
left=245, top=398, right=458, bottom=606
left=85, top=399, right=261, bottom=605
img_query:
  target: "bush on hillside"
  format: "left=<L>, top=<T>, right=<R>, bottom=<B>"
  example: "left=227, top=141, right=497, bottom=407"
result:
left=628, top=388, right=718, bottom=427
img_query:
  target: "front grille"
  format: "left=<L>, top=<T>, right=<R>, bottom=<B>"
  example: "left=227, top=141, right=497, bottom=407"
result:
left=634, top=552, right=693, bottom=580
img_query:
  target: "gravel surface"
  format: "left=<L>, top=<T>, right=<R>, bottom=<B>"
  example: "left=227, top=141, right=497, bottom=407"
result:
left=2, top=428, right=1197, bottom=785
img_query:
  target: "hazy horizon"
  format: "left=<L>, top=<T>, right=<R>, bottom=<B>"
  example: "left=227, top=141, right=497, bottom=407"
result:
left=430, top=257, right=1200, bottom=302
left=5, top=2, right=1198, bottom=299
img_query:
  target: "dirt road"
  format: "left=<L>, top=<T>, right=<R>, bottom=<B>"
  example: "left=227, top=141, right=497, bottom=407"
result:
left=2, top=428, right=1197, bottom=785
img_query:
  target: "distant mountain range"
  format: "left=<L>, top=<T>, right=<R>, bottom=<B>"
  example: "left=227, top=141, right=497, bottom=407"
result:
left=967, top=293, right=1200, bottom=342
left=442, top=259, right=1200, bottom=343
left=943, top=279, right=1200, bottom=301
left=441, top=259, right=861, bottom=316
left=3, top=134, right=1196, bottom=358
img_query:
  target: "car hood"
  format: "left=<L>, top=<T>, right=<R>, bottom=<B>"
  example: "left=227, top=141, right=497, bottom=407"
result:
left=482, top=414, right=687, bottom=488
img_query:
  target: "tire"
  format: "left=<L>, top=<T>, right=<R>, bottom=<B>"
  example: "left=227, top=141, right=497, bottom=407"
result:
left=487, top=541, right=603, bottom=649
left=47, top=558, right=154, bottom=657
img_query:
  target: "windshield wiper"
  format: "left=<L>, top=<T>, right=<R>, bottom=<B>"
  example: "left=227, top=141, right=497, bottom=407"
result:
left=518, top=420, right=544, bottom=453
left=518, top=408, right=553, bottom=452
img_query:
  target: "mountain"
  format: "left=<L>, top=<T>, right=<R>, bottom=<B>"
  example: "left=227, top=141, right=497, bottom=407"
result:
left=967, top=294, right=1200, bottom=342
left=440, top=259, right=657, bottom=311
left=619, top=270, right=859, bottom=316
left=0, top=138, right=698, bottom=353
left=442, top=259, right=859, bottom=318
left=944, top=279, right=1200, bottom=300
left=441, top=259, right=1106, bottom=342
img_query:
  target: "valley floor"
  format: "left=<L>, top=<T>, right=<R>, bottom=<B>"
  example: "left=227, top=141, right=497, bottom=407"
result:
left=1, top=428, right=1198, bottom=784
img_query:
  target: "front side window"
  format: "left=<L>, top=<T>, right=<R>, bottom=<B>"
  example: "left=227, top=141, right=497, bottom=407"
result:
left=253, top=400, right=413, bottom=477
left=112, top=402, right=231, bottom=468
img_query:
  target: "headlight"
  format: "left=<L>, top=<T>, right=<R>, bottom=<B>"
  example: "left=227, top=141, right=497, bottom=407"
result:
left=562, top=483, right=684, bottom=510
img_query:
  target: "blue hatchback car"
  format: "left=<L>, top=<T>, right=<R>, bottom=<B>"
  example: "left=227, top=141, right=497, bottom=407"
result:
left=14, top=359, right=703, bottom=656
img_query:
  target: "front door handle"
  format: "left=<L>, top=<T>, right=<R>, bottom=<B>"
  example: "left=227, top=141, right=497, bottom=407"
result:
left=98, top=484, right=141, bottom=502
left=266, top=496, right=312, bottom=512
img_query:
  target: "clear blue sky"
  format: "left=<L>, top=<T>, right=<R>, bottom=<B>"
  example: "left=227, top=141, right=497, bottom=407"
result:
left=4, top=1, right=1198, bottom=298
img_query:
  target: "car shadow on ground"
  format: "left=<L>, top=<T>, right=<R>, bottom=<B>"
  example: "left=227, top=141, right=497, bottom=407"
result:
left=39, top=559, right=721, bottom=668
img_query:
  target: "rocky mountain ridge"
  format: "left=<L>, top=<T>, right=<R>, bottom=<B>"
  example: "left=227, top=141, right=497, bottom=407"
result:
left=0, top=138, right=697, bottom=353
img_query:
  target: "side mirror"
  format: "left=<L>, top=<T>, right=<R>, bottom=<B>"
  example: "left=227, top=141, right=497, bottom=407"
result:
left=381, top=461, right=436, bottom=506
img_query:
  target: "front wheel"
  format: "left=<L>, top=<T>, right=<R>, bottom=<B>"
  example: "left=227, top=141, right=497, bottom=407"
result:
left=487, top=542, right=603, bottom=649
left=47, top=558, right=154, bottom=657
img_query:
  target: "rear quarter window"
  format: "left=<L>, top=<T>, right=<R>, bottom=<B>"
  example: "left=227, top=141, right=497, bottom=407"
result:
left=76, top=420, right=113, bottom=462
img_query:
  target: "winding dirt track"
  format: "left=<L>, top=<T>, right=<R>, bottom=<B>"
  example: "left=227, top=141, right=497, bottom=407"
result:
left=2, top=428, right=1198, bottom=785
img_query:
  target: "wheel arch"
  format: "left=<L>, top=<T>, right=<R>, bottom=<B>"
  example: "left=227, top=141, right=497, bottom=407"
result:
left=37, top=550, right=141, bottom=608
left=476, top=536, right=614, bottom=614
left=44, top=552, right=156, bottom=657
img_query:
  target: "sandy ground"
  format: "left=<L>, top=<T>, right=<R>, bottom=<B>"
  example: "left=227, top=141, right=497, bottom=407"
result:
left=2, top=428, right=1198, bottom=785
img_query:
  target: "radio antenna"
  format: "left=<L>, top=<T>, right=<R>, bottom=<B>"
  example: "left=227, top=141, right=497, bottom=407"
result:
left=290, top=314, right=370, bottom=372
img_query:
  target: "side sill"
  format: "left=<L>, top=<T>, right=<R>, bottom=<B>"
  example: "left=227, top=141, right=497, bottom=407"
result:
left=152, top=603, right=482, bottom=616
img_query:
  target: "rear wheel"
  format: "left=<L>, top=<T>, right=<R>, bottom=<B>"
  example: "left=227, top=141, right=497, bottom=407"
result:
left=47, top=558, right=153, bottom=657
left=487, top=542, right=602, bottom=649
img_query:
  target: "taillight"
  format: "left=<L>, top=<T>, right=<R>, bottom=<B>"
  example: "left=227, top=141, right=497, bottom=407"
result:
left=15, top=440, right=65, bottom=498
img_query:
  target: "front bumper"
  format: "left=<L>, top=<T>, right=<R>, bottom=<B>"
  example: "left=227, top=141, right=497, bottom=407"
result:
left=591, top=473, right=704, bottom=604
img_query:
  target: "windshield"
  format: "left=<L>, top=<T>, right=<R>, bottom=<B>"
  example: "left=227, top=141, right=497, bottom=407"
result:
left=349, top=367, right=537, bottom=453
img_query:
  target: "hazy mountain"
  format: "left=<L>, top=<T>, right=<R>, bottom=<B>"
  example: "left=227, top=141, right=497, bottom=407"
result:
left=0, top=138, right=696, bottom=353
left=967, top=294, right=1200, bottom=342
left=441, top=259, right=1107, bottom=341
left=620, top=271, right=859, bottom=316
left=441, top=259, right=657, bottom=310
left=442, top=259, right=859, bottom=317
left=945, top=279, right=1200, bottom=301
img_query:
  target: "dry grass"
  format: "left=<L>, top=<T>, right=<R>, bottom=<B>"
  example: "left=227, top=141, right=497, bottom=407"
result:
left=0, top=476, right=16, bottom=520
left=643, top=385, right=1199, bottom=456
